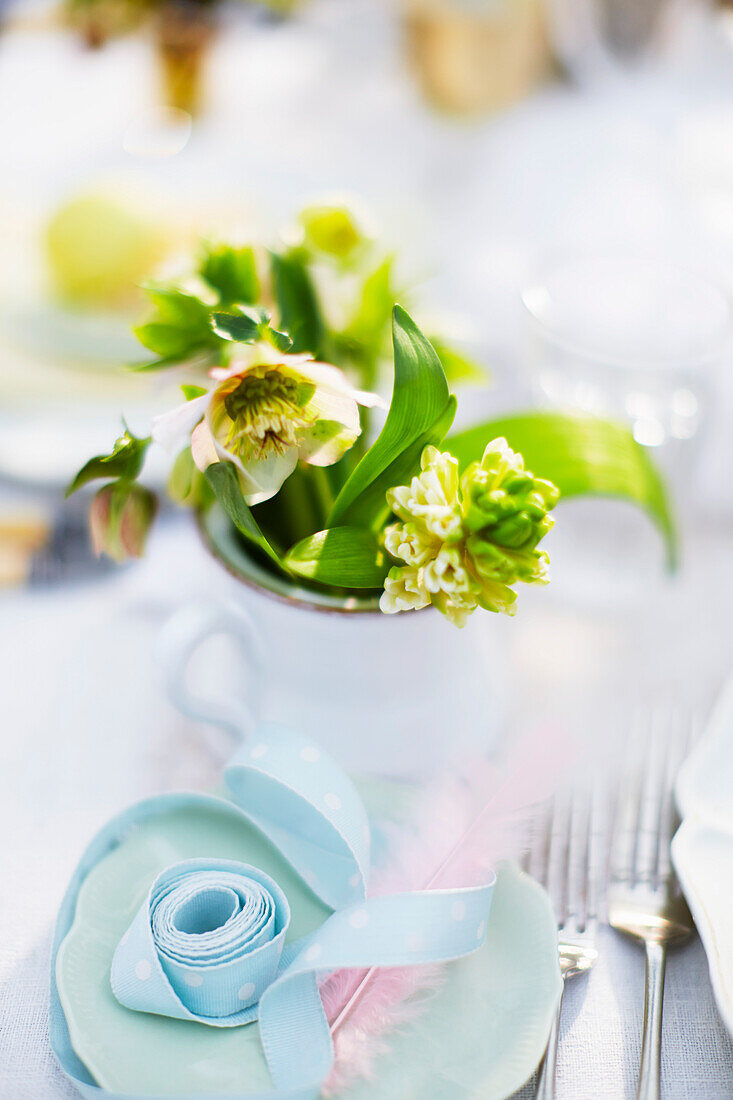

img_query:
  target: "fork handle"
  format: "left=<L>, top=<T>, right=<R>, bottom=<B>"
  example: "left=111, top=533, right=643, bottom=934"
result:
left=637, top=940, right=667, bottom=1100
left=535, top=979, right=564, bottom=1100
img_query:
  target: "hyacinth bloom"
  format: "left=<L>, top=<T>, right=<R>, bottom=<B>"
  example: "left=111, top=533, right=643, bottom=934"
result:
left=152, top=347, right=382, bottom=506
left=380, top=440, right=559, bottom=626
left=89, top=482, right=158, bottom=563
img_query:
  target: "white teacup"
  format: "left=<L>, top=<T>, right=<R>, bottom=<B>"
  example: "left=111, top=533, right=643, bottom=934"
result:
left=159, top=505, right=504, bottom=777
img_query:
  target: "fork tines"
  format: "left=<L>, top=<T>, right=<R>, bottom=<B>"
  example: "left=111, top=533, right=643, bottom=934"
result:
left=610, top=710, right=694, bottom=891
left=530, top=779, right=607, bottom=938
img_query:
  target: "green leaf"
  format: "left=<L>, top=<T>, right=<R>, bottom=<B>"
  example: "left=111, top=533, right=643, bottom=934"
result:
left=212, top=306, right=269, bottom=343
left=431, top=338, right=486, bottom=385
left=204, top=462, right=285, bottom=572
left=133, top=287, right=219, bottom=363
left=265, top=324, right=294, bottom=353
left=448, top=411, right=677, bottom=567
left=66, top=429, right=150, bottom=497
left=181, top=384, right=208, bottom=400
left=199, top=244, right=259, bottom=305
left=345, top=258, right=395, bottom=347
left=343, top=395, right=457, bottom=531
left=143, top=287, right=212, bottom=328
left=133, top=323, right=194, bottom=359
left=337, top=258, right=396, bottom=389
left=285, top=527, right=388, bottom=588
left=329, top=305, right=454, bottom=528
left=130, top=353, right=192, bottom=373
left=211, top=305, right=294, bottom=352
left=270, top=251, right=328, bottom=356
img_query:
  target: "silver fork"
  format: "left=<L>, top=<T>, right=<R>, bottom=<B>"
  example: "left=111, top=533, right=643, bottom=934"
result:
left=608, top=712, right=694, bottom=1100
left=530, top=782, right=604, bottom=1100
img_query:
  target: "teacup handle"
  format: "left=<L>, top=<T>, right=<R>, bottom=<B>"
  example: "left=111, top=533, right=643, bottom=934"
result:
left=157, top=601, right=264, bottom=742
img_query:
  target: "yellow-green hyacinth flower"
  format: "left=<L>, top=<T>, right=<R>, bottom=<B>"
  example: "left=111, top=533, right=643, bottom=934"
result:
left=152, top=346, right=382, bottom=506
left=381, top=440, right=559, bottom=626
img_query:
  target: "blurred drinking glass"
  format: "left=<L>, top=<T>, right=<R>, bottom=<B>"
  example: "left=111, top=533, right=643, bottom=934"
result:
left=521, top=253, right=731, bottom=602
left=402, top=0, right=551, bottom=114
left=547, top=0, right=711, bottom=82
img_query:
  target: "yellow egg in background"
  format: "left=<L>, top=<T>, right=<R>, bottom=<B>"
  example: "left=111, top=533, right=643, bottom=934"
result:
left=44, top=188, right=177, bottom=310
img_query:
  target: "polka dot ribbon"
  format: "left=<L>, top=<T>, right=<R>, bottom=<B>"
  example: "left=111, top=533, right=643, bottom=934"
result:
left=110, top=723, right=495, bottom=1096
left=111, top=861, right=290, bottom=1024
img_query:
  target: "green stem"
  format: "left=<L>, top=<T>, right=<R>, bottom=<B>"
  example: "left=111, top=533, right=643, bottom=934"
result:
left=252, top=464, right=336, bottom=548
left=309, top=466, right=335, bottom=519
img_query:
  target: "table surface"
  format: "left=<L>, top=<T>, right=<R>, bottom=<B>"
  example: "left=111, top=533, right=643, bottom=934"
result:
left=3, top=0, right=733, bottom=1096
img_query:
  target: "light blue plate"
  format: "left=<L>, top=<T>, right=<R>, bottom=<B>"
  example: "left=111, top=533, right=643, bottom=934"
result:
left=54, top=797, right=561, bottom=1099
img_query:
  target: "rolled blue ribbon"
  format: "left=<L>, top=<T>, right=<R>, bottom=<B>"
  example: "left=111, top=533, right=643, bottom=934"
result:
left=111, top=725, right=375, bottom=1028
left=111, top=860, right=290, bottom=1023
left=57, top=724, right=496, bottom=1098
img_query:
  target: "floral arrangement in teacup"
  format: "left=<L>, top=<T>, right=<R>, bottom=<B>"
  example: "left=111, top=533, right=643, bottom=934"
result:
left=68, top=205, right=675, bottom=625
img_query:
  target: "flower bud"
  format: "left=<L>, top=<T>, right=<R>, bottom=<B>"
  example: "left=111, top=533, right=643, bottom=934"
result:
left=461, top=439, right=558, bottom=588
left=167, top=448, right=211, bottom=508
left=299, top=205, right=366, bottom=262
left=90, top=482, right=158, bottom=563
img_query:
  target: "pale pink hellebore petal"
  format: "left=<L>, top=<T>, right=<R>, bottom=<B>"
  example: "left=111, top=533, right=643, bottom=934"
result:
left=152, top=394, right=210, bottom=453
left=294, top=362, right=383, bottom=465
left=191, top=419, right=220, bottom=472
left=296, top=360, right=386, bottom=409
left=210, top=347, right=313, bottom=382
left=235, top=448, right=299, bottom=505
left=297, top=420, right=358, bottom=467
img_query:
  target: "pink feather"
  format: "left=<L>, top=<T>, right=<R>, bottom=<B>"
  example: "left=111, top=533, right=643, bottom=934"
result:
left=320, top=964, right=444, bottom=1096
left=319, top=723, right=573, bottom=1094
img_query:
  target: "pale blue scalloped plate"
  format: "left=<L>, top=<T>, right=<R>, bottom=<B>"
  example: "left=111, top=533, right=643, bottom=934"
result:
left=56, top=800, right=561, bottom=1099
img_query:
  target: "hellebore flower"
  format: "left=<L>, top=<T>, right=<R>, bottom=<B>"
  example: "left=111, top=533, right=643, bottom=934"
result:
left=380, top=440, right=559, bottom=627
left=152, top=347, right=382, bottom=506
left=89, top=482, right=158, bottom=563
